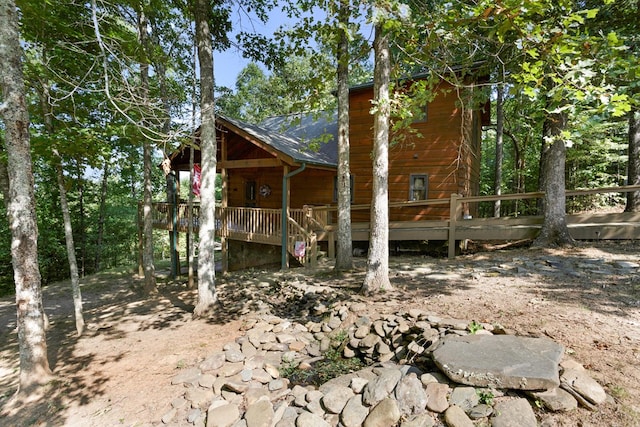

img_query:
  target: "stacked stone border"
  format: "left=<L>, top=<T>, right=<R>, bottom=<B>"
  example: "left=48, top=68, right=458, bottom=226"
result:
left=164, top=301, right=609, bottom=427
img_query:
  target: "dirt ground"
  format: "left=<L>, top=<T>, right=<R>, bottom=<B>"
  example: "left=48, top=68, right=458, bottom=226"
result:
left=0, top=240, right=639, bottom=427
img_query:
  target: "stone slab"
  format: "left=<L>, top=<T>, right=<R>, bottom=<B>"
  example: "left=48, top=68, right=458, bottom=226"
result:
left=432, top=335, right=563, bottom=390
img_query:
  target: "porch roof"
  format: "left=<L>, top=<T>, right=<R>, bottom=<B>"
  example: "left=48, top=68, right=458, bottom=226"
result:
left=220, top=113, right=337, bottom=168
left=168, top=113, right=338, bottom=171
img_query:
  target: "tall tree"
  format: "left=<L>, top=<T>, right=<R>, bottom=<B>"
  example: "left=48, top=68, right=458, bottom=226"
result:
left=0, top=0, right=52, bottom=393
left=137, top=5, right=158, bottom=294
left=193, top=0, right=218, bottom=317
left=627, top=110, right=640, bottom=211
left=334, top=0, right=353, bottom=271
left=362, top=18, right=392, bottom=294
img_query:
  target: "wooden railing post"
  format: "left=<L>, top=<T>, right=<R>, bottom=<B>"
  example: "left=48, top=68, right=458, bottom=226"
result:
left=448, top=194, right=460, bottom=259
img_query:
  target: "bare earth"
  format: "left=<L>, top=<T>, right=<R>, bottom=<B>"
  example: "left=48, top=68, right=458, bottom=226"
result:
left=1, top=240, right=639, bottom=427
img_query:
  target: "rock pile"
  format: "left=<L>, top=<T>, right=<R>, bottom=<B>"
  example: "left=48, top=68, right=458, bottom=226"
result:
left=163, top=302, right=609, bottom=427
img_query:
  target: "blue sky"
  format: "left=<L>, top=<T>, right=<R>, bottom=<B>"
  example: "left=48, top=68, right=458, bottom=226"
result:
left=213, top=6, right=295, bottom=89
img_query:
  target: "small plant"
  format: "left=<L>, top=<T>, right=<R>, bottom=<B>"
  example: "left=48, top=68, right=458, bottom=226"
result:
left=468, top=320, right=484, bottom=334
left=176, top=359, right=187, bottom=369
left=477, top=389, right=495, bottom=405
left=279, top=331, right=365, bottom=387
left=278, top=356, right=299, bottom=379
left=609, top=385, right=628, bottom=400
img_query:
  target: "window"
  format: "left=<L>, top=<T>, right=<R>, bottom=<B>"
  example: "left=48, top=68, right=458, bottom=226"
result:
left=245, top=180, right=256, bottom=207
left=409, top=174, right=428, bottom=201
left=333, top=175, right=355, bottom=203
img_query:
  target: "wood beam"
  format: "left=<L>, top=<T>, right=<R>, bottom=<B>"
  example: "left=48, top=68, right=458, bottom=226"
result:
left=218, top=158, right=283, bottom=169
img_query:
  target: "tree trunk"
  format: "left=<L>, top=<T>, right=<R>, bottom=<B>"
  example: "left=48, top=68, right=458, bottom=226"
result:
left=38, top=76, right=85, bottom=336
left=494, top=85, right=504, bottom=217
left=95, top=162, right=109, bottom=272
left=362, top=22, right=392, bottom=294
left=194, top=0, right=218, bottom=317
left=76, top=161, right=86, bottom=277
left=138, top=7, right=157, bottom=294
left=334, top=0, right=353, bottom=272
left=0, top=0, right=53, bottom=393
left=53, top=150, right=85, bottom=336
left=533, top=110, right=575, bottom=247
left=625, top=109, right=640, bottom=212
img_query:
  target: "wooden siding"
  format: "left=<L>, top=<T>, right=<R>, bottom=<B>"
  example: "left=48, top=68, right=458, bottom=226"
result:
left=226, top=167, right=335, bottom=209
left=349, top=81, right=479, bottom=223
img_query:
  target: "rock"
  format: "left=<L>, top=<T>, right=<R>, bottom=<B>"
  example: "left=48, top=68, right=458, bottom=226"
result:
left=218, top=362, right=245, bottom=378
left=395, top=373, right=427, bottom=415
left=187, top=408, right=202, bottom=424
left=425, top=382, right=450, bottom=413
left=363, top=398, right=401, bottom=427
left=199, top=373, right=217, bottom=389
left=171, top=367, right=201, bottom=385
left=186, top=387, right=214, bottom=409
left=362, top=368, right=402, bottom=406
left=400, top=413, right=435, bottom=427
left=321, top=385, right=354, bottom=414
left=432, top=335, right=563, bottom=390
left=295, top=411, right=331, bottom=427
left=206, top=403, right=240, bottom=427
left=161, top=407, right=177, bottom=424
left=288, top=341, right=306, bottom=352
left=560, top=368, right=607, bottom=405
left=530, top=387, right=578, bottom=412
left=355, top=325, right=371, bottom=339
left=469, top=404, right=492, bottom=419
left=350, top=377, right=369, bottom=394
left=244, top=387, right=271, bottom=406
left=491, top=398, right=537, bottom=427
left=359, top=333, right=381, bottom=349
left=443, top=405, right=474, bottom=427
left=226, top=348, right=246, bottom=363
left=421, top=372, right=449, bottom=385
left=224, top=380, right=250, bottom=394
left=449, top=386, right=479, bottom=412
left=244, top=398, right=274, bottom=427
left=200, top=352, right=227, bottom=371
left=341, top=394, right=369, bottom=427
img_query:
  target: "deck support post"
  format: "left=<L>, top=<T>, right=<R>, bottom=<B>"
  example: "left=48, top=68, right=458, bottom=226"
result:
left=281, top=163, right=306, bottom=269
left=448, top=193, right=460, bottom=259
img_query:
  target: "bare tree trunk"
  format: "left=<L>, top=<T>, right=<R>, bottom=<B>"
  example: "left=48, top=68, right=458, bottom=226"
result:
left=194, top=0, right=218, bottom=317
left=76, top=161, right=86, bottom=277
left=0, top=0, right=52, bottom=393
left=53, top=150, right=85, bottom=336
left=138, top=7, right=157, bottom=294
left=533, top=110, right=575, bottom=247
left=362, top=22, right=392, bottom=294
left=334, top=0, right=353, bottom=272
left=37, top=76, right=85, bottom=336
left=625, top=109, right=640, bottom=212
left=95, top=162, right=109, bottom=272
left=494, top=85, right=504, bottom=217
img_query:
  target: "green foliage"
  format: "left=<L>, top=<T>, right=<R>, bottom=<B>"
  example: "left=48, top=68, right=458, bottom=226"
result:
left=279, top=329, right=364, bottom=386
left=467, top=320, right=484, bottom=334
left=477, top=389, right=495, bottom=405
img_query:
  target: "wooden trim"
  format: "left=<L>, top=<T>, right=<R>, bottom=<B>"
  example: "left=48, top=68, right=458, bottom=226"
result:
left=218, top=158, right=282, bottom=169
left=218, top=119, right=296, bottom=165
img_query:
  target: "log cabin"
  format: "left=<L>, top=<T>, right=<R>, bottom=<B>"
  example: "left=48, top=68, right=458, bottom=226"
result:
left=154, top=72, right=490, bottom=272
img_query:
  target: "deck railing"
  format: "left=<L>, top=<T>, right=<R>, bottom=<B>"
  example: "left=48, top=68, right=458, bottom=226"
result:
left=145, top=185, right=640, bottom=262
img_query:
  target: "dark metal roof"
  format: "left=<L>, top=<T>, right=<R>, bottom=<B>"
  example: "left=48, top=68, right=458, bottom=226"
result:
left=218, top=113, right=338, bottom=168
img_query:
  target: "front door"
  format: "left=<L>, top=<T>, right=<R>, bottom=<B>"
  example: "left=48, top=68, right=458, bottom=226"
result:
left=245, top=180, right=257, bottom=207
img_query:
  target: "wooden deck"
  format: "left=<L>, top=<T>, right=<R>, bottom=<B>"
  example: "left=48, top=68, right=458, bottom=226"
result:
left=145, top=185, right=640, bottom=262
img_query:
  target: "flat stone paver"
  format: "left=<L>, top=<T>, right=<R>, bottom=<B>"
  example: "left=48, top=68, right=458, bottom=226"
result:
left=432, top=335, right=563, bottom=390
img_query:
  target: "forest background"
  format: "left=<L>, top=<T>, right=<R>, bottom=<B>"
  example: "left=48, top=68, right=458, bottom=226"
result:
left=0, top=0, right=638, bottom=298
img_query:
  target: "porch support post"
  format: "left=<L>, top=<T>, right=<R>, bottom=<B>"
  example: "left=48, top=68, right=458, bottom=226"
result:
left=170, top=171, right=179, bottom=278
left=281, top=163, right=306, bottom=269
left=221, top=132, right=229, bottom=273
